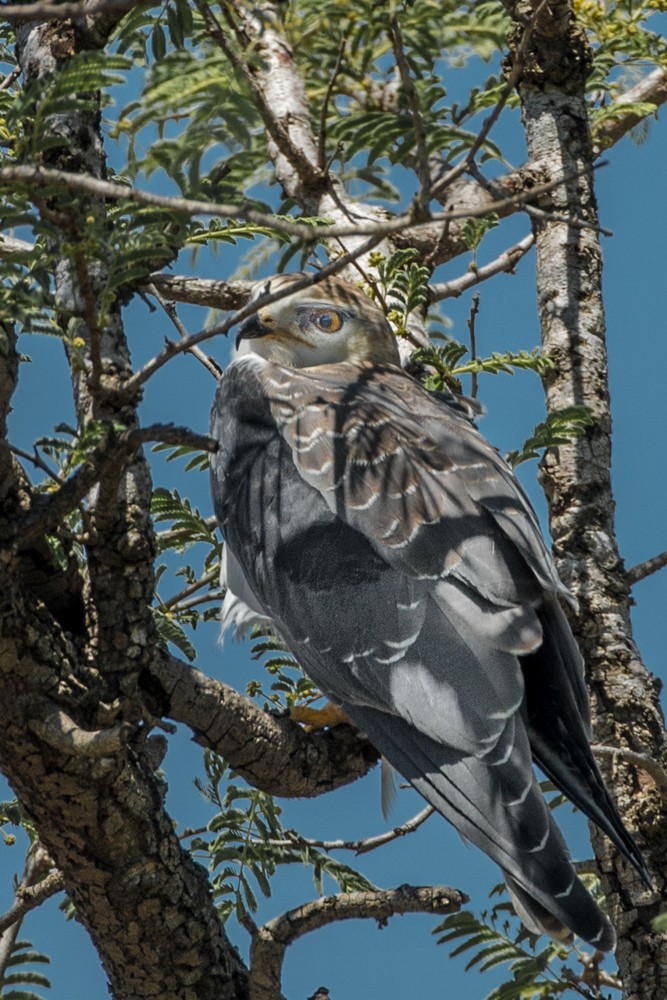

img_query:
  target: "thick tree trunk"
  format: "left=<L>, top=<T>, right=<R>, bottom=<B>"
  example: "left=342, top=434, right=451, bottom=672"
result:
left=503, top=3, right=667, bottom=996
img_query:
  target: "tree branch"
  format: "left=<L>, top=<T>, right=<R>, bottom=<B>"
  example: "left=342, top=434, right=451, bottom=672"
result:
left=0, top=870, right=65, bottom=937
left=248, top=884, right=466, bottom=1000
left=592, top=745, right=667, bottom=803
left=277, top=805, right=435, bottom=856
left=144, top=654, right=379, bottom=799
left=145, top=282, right=223, bottom=380
left=626, top=550, right=667, bottom=587
left=594, top=66, right=667, bottom=152
left=145, top=274, right=253, bottom=310
left=429, top=233, right=535, bottom=301
left=0, top=0, right=148, bottom=22
left=13, top=423, right=217, bottom=550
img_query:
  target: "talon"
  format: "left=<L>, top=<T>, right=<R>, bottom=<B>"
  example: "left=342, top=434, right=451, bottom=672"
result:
left=289, top=701, right=351, bottom=732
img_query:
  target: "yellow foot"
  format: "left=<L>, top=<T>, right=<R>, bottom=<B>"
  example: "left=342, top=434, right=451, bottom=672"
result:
left=289, top=702, right=351, bottom=732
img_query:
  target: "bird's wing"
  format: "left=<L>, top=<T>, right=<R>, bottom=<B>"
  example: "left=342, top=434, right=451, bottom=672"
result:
left=261, top=359, right=589, bottom=705
left=209, top=355, right=629, bottom=948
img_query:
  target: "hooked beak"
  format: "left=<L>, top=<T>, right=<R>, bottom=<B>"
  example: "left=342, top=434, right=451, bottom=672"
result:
left=235, top=313, right=273, bottom=349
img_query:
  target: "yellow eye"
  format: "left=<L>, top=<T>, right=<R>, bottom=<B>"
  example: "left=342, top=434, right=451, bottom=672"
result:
left=314, top=310, right=343, bottom=333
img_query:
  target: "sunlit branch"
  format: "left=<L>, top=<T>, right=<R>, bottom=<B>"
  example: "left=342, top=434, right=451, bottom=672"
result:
left=594, top=66, right=667, bottom=153
left=0, top=162, right=599, bottom=245
left=430, top=233, right=535, bottom=301
left=162, top=569, right=219, bottom=611
left=145, top=274, right=253, bottom=310
left=146, top=654, right=379, bottom=798
left=626, top=550, right=667, bottom=587
left=248, top=884, right=466, bottom=1000
left=273, top=805, right=435, bottom=856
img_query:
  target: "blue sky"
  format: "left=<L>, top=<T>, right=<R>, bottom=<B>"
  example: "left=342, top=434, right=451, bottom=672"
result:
left=3, top=39, right=667, bottom=1000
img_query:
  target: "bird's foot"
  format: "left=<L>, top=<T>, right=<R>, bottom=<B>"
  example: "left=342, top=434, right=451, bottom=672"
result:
left=289, top=702, right=350, bottom=732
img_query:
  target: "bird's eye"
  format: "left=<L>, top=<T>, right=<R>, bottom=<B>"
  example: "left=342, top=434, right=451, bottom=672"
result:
left=314, top=310, right=343, bottom=333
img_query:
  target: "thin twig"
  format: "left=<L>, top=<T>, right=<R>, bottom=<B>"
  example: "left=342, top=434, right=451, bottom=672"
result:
left=390, top=16, right=431, bottom=214
left=163, top=569, right=219, bottom=611
left=0, top=67, right=20, bottom=91
left=592, top=744, right=667, bottom=801
left=626, top=550, right=667, bottom=586
left=430, top=233, right=535, bottom=301
left=523, top=202, right=613, bottom=238
left=272, top=805, right=435, bottom=856
left=146, top=282, right=223, bottom=380
left=0, top=843, right=60, bottom=956
left=10, top=444, right=63, bottom=484
left=317, top=32, right=348, bottom=173
left=430, top=0, right=550, bottom=201
left=466, top=292, right=480, bottom=400
left=0, top=162, right=601, bottom=247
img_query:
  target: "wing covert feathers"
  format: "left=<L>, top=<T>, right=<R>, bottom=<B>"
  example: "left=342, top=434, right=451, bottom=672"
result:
left=211, top=351, right=648, bottom=952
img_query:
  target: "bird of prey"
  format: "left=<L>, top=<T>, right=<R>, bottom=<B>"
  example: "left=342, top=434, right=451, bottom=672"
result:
left=210, top=272, right=648, bottom=951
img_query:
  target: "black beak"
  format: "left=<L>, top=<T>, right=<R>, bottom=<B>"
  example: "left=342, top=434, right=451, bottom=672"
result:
left=235, top=314, right=272, bottom=349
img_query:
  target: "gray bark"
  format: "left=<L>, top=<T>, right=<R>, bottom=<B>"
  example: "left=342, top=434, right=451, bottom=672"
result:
left=503, top=2, right=667, bottom=996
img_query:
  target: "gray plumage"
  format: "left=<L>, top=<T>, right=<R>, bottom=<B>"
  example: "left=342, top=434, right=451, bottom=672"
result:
left=210, top=274, right=648, bottom=951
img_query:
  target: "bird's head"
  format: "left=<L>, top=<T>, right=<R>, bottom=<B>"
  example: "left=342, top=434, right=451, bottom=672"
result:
left=234, top=273, right=400, bottom=368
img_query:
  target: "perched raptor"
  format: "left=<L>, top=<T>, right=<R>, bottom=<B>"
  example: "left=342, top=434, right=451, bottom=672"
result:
left=210, top=273, right=648, bottom=951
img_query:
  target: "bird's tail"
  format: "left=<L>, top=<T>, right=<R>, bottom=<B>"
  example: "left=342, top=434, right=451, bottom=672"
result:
left=345, top=702, right=618, bottom=951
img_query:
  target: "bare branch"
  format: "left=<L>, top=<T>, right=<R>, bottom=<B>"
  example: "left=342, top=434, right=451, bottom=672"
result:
left=594, top=66, right=667, bottom=153
left=277, top=805, right=435, bottom=856
left=390, top=16, right=431, bottom=214
left=28, top=702, right=134, bottom=758
left=0, top=843, right=58, bottom=974
left=162, top=569, right=219, bottom=611
left=144, top=654, right=379, bottom=799
left=592, top=745, right=667, bottom=803
left=0, top=162, right=598, bottom=246
left=249, top=884, right=466, bottom=1000
left=146, top=282, right=223, bottom=380
left=145, top=274, right=253, bottom=310
left=626, top=550, right=667, bottom=587
left=430, top=233, right=535, bottom=301
left=0, top=870, right=65, bottom=936
left=0, top=234, right=33, bottom=257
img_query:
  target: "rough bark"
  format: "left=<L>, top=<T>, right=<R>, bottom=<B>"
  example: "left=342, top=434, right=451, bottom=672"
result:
left=503, top=3, right=667, bottom=996
left=0, top=12, right=376, bottom=1000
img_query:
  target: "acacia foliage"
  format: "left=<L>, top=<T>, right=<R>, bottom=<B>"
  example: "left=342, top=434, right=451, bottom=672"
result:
left=1, top=1, right=666, bottom=999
